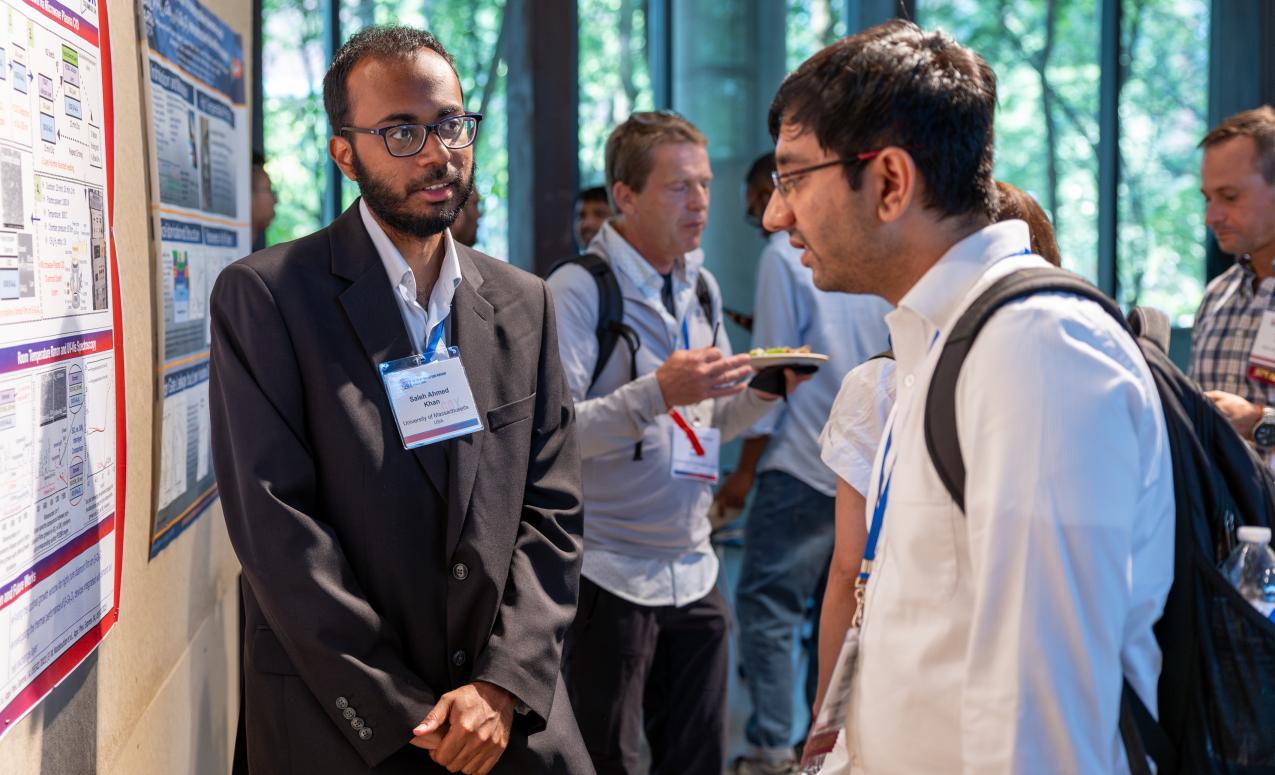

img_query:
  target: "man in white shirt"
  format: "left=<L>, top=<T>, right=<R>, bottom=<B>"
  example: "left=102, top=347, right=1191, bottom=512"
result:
left=762, top=20, right=1175, bottom=773
left=549, top=112, right=803, bottom=775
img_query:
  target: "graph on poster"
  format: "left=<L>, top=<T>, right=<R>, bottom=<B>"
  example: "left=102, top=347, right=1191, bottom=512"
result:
left=0, top=0, right=124, bottom=744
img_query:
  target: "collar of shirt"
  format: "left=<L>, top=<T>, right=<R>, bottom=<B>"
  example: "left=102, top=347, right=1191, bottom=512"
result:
left=591, top=219, right=705, bottom=322
left=887, top=220, right=1032, bottom=368
left=359, top=198, right=463, bottom=354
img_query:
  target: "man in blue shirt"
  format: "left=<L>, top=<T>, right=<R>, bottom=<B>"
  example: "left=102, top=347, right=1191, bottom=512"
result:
left=717, top=153, right=890, bottom=775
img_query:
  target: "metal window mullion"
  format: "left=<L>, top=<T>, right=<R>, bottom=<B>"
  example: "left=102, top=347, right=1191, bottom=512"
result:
left=1097, top=0, right=1122, bottom=299
left=324, top=0, right=342, bottom=224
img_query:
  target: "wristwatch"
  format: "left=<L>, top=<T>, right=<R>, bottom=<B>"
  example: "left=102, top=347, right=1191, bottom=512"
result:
left=1253, top=406, right=1275, bottom=450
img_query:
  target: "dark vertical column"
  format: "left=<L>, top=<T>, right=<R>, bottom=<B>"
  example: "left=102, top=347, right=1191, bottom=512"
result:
left=1206, top=0, right=1273, bottom=282
left=252, top=0, right=264, bottom=155
left=648, top=0, right=673, bottom=109
left=1097, top=0, right=1121, bottom=298
left=506, top=0, right=579, bottom=274
left=324, top=0, right=342, bottom=225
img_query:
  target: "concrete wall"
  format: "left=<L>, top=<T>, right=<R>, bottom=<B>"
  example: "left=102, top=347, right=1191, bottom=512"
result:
left=0, top=0, right=249, bottom=772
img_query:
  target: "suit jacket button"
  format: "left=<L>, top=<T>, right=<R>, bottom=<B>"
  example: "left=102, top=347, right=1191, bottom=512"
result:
left=351, top=717, right=365, bottom=730
left=452, top=563, right=468, bottom=580
left=359, top=727, right=373, bottom=741
left=452, top=650, right=467, bottom=666
left=342, top=708, right=356, bottom=720
left=335, top=697, right=349, bottom=710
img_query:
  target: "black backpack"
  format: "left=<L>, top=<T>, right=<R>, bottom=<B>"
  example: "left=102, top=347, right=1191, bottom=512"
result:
left=919, top=266, right=1275, bottom=774
left=548, top=253, right=715, bottom=459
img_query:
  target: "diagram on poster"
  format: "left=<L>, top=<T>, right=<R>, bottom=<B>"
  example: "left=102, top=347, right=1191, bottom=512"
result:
left=0, top=0, right=124, bottom=744
left=139, top=0, right=247, bottom=555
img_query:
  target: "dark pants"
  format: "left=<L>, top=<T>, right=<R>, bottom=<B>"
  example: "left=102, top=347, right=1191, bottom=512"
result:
left=564, top=577, right=729, bottom=775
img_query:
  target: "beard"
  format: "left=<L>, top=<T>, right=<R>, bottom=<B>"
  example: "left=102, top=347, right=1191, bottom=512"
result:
left=352, top=150, right=475, bottom=238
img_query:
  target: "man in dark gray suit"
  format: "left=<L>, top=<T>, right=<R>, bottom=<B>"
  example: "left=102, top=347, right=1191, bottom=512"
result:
left=210, top=26, right=590, bottom=775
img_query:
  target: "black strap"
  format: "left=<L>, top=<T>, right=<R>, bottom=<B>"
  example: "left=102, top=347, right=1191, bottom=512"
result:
left=923, top=267, right=1126, bottom=512
left=1122, top=679, right=1177, bottom=774
left=695, top=273, right=716, bottom=335
left=547, top=253, right=641, bottom=391
left=1127, top=306, right=1172, bottom=355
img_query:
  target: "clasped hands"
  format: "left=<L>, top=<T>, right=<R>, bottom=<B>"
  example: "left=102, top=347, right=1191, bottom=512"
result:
left=410, top=681, right=516, bottom=775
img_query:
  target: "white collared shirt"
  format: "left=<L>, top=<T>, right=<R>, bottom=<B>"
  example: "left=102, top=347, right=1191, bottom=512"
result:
left=847, top=221, right=1174, bottom=774
left=359, top=199, right=463, bottom=356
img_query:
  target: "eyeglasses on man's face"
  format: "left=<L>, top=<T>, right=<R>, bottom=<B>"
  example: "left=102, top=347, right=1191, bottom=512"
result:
left=340, top=113, right=483, bottom=158
left=770, top=150, right=882, bottom=198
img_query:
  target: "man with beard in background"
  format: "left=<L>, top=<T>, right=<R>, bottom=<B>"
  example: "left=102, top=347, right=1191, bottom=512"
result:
left=209, top=25, right=592, bottom=775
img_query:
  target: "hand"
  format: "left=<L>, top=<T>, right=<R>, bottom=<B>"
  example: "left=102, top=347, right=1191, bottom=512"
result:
left=751, top=367, right=815, bottom=401
left=655, top=347, right=752, bottom=407
left=1205, top=390, right=1264, bottom=439
left=412, top=682, right=515, bottom=774
left=710, top=469, right=753, bottom=529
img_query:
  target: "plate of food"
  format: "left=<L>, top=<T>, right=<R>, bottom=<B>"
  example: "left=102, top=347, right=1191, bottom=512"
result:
left=747, top=346, right=830, bottom=370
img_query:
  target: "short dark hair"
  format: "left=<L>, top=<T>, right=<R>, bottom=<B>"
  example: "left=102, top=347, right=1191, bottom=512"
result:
left=576, top=186, right=609, bottom=205
left=1200, top=105, right=1275, bottom=184
left=323, top=26, right=457, bottom=134
left=746, top=152, right=775, bottom=189
left=768, top=20, right=998, bottom=221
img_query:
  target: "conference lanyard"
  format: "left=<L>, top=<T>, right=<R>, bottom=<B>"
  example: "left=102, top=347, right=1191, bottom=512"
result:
left=423, top=319, right=446, bottom=361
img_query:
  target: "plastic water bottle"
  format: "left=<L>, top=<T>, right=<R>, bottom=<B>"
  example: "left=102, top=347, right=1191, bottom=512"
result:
left=1220, top=526, right=1275, bottom=620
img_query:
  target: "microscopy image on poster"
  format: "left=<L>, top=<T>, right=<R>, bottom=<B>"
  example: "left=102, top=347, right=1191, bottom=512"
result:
left=140, top=0, right=248, bottom=555
left=0, top=0, right=124, bottom=745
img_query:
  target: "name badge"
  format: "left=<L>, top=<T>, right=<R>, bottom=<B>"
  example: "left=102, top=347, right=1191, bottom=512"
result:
left=379, top=347, right=483, bottom=449
left=1249, top=310, right=1275, bottom=385
left=669, top=410, right=720, bottom=483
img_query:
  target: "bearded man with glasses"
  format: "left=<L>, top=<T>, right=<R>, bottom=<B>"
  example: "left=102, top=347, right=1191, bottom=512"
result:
left=209, top=25, right=592, bottom=775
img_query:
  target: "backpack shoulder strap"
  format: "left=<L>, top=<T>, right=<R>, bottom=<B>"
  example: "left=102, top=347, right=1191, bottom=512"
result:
left=924, top=266, right=1126, bottom=512
left=1127, top=305, right=1172, bottom=355
left=547, top=253, right=633, bottom=390
left=695, top=271, right=716, bottom=335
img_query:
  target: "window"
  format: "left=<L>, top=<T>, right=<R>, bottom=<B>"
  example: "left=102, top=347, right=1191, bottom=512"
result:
left=917, top=0, right=1210, bottom=321
left=1117, top=0, right=1208, bottom=323
left=786, top=0, right=845, bottom=72
left=261, top=0, right=331, bottom=244
left=578, top=0, right=654, bottom=188
left=917, top=0, right=1103, bottom=282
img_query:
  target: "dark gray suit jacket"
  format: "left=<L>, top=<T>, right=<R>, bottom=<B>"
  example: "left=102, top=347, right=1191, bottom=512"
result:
left=209, top=203, right=591, bottom=774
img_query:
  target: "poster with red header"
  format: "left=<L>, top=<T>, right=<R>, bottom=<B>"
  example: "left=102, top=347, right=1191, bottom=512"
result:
left=0, top=0, right=125, bottom=742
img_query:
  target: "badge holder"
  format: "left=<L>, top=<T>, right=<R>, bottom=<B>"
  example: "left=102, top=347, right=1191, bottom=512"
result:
left=379, top=346, right=484, bottom=449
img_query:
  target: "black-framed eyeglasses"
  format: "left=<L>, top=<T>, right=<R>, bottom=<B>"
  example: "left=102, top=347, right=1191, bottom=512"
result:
left=771, top=150, right=881, bottom=197
left=340, top=113, right=483, bottom=157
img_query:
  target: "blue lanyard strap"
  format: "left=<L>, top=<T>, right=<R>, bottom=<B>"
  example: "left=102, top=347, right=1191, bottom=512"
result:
left=861, top=428, right=893, bottom=581
left=681, top=317, right=690, bottom=350
left=424, top=319, right=446, bottom=360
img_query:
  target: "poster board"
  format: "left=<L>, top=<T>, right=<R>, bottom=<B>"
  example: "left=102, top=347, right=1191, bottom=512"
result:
left=0, top=0, right=125, bottom=742
left=138, top=0, right=246, bottom=556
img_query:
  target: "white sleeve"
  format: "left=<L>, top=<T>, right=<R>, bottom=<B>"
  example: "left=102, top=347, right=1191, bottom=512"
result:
left=819, top=358, right=897, bottom=495
left=745, top=245, right=803, bottom=438
left=956, top=296, right=1165, bottom=774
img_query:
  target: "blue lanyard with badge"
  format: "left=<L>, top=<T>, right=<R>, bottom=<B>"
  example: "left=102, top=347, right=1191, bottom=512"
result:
left=669, top=308, right=723, bottom=482
left=378, top=319, right=484, bottom=449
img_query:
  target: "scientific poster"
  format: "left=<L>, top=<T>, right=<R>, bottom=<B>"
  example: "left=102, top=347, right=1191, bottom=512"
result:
left=139, top=0, right=247, bottom=556
left=0, top=0, right=125, bottom=742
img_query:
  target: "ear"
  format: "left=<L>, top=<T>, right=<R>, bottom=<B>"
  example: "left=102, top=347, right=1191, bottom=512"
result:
left=873, top=147, right=917, bottom=224
left=329, top=135, right=357, bottom=182
left=611, top=180, right=637, bottom=217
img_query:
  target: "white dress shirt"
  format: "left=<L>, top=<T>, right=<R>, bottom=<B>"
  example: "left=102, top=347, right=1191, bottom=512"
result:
left=847, top=221, right=1175, bottom=774
left=359, top=199, right=463, bottom=355
left=749, top=231, right=892, bottom=496
left=547, top=221, right=775, bottom=607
